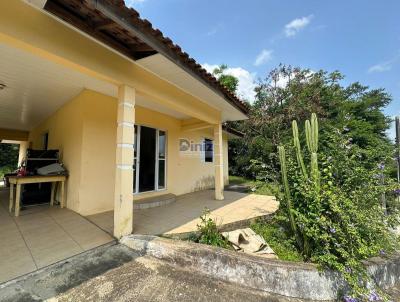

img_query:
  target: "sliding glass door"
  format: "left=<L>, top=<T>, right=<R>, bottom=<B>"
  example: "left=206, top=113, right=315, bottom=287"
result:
left=133, top=125, right=167, bottom=193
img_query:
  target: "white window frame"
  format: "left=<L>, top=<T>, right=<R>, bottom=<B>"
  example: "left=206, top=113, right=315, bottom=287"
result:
left=202, top=137, right=214, bottom=163
left=133, top=125, right=167, bottom=194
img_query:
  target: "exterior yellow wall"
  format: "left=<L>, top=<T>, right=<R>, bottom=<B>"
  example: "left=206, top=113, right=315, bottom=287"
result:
left=0, top=0, right=221, bottom=124
left=134, top=107, right=229, bottom=200
left=5, top=1, right=236, bottom=215
left=29, top=90, right=230, bottom=215
left=79, top=92, right=117, bottom=215
left=29, top=91, right=84, bottom=212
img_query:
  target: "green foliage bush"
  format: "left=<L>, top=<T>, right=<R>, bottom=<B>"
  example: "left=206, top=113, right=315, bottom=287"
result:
left=228, top=65, right=394, bottom=183
left=0, top=143, right=19, bottom=179
left=192, top=208, right=230, bottom=248
left=251, top=219, right=302, bottom=262
left=278, top=114, right=399, bottom=301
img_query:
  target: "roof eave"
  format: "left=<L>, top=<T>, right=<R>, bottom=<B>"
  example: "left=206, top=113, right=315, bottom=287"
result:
left=43, top=0, right=250, bottom=117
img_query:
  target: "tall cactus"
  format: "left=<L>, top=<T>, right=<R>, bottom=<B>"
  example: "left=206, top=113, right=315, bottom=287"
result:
left=278, top=146, right=300, bottom=247
left=278, top=113, right=320, bottom=253
left=305, top=114, right=319, bottom=152
left=292, top=120, right=308, bottom=179
left=305, top=113, right=320, bottom=187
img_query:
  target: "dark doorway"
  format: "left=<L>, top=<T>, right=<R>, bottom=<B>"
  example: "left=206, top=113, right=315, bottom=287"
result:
left=138, top=126, right=156, bottom=192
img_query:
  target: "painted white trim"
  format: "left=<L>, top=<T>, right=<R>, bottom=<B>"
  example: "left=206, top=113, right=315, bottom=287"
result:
left=119, top=102, right=135, bottom=108
left=117, top=143, right=134, bottom=148
left=118, top=122, right=135, bottom=128
left=117, top=164, right=133, bottom=170
left=155, top=129, right=159, bottom=190
left=24, top=0, right=47, bottom=9
left=135, top=125, right=141, bottom=194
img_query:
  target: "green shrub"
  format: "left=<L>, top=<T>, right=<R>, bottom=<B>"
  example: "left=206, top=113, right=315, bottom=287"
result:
left=0, top=166, right=14, bottom=179
left=278, top=114, right=399, bottom=301
left=251, top=219, right=302, bottom=262
left=194, top=208, right=230, bottom=248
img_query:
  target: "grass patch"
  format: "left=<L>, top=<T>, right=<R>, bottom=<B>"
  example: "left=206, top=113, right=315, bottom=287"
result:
left=251, top=219, right=303, bottom=262
left=229, top=175, right=279, bottom=196
left=187, top=209, right=303, bottom=262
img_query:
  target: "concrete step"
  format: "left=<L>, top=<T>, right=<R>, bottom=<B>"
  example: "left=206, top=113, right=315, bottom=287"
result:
left=133, top=193, right=176, bottom=210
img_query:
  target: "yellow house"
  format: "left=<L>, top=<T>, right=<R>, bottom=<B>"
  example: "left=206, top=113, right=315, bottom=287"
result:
left=0, top=0, right=249, bottom=238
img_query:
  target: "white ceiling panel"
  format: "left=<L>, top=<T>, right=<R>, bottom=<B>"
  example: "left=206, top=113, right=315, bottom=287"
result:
left=0, top=42, right=116, bottom=131
left=0, top=43, right=189, bottom=130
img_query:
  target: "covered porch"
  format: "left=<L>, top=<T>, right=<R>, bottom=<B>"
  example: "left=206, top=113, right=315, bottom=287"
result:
left=0, top=36, right=229, bottom=238
left=0, top=0, right=255, bottom=285
left=0, top=0, right=251, bottom=240
left=88, top=190, right=278, bottom=236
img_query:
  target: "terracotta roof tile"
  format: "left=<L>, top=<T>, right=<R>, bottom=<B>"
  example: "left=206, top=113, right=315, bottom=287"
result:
left=46, top=0, right=250, bottom=115
left=116, top=0, right=250, bottom=115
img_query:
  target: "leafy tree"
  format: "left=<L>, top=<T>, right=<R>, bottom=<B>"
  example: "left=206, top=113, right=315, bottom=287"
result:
left=212, top=64, right=239, bottom=94
left=0, top=143, right=19, bottom=178
left=229, top=64, right=394, bottom=180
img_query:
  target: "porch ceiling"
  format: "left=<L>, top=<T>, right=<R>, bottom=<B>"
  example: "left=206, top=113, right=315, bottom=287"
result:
left=0, top=42, right=116, bottom=131
left=0, top=42, right=189, bottom=131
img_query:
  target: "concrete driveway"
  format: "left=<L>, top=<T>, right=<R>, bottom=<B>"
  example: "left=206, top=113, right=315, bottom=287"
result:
left=0, top=243, right=304, bottom=302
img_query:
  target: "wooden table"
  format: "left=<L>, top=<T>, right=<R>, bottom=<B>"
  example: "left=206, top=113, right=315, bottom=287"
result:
left=8, top=175, right=67, bottom=217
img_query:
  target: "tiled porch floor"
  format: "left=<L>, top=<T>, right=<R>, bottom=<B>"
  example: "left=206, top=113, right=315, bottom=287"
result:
left=0, top=188, right=114, bottom=284
left=87, top=190, right=278, bottom=236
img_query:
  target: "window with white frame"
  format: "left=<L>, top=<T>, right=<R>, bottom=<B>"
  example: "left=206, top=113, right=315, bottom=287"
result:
left=157, top=130, right=166, bottom=189
left=203, top=138, right=213, bottom=163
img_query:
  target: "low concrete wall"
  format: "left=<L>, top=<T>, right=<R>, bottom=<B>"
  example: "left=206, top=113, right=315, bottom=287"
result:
left=121, top=235, right=400, bottom=301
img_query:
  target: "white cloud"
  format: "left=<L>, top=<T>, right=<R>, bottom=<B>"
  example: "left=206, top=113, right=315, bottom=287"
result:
left=273, top=69, right=315, bottom=88
left=284, top=15, right=314, bottom=37
left=275, top=76, right=290, bottom=88
left=203, top=64, right=257, bottom=102
left=254, top=49, right=273, bottom=66
left=368, top=61, right=393, bottom=73
left=368, top=53, right=400, bottom=73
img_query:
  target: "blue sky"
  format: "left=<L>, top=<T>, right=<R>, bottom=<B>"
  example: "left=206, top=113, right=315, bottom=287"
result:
left=127, top=0, right=400, bottom=138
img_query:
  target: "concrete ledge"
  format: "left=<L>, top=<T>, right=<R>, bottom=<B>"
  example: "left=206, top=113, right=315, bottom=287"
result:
left=121, top=235, right=400, bottom=301
left=133, top=193, right=176, bottom=210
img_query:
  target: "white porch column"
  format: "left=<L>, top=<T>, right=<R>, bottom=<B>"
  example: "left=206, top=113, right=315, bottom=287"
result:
left=18, top=141, right=29, bottom=166
left=114, top=85, right=135, bottom=238
left=214, top=123, right=224, bottom=200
